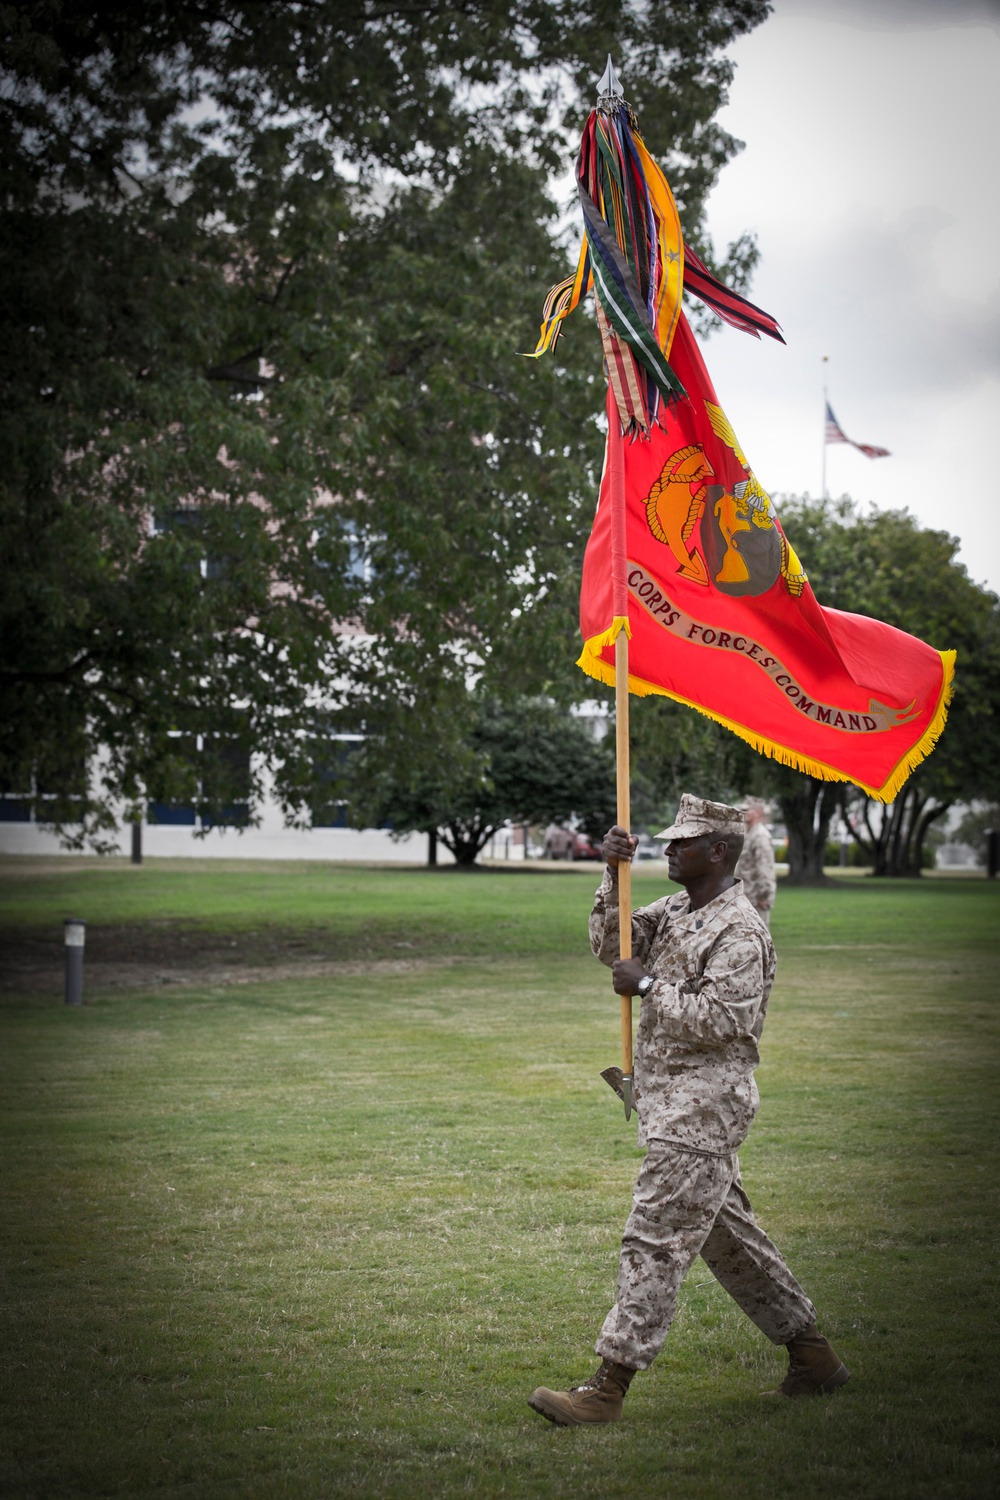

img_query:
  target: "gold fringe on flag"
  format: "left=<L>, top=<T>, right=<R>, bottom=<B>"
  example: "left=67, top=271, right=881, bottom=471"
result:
left=576, top=633, right=956, bottom=804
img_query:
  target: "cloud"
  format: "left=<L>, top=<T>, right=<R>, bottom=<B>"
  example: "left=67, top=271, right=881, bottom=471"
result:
left=775, top=0, right=1000, bottom=31
left=759, top=206, right=1000, bottom=397
left=696, top=7, right=1000, bottom=592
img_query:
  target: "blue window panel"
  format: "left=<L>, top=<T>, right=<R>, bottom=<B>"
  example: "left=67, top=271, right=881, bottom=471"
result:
left=0, top=799, right=31, bottom=822
left=148, top=801, right=197, bottom=826
left=36, top=802, right=83, bottom=825
left=200, top=803, right=250, bottom=830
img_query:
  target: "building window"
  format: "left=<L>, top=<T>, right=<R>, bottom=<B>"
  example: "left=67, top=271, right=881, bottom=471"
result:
left=0, top=782, right=31, bottom=821
left=0, top=749, right=85, bottom=824
left=147, top=800, right=198, bottom=826
left=147, top=733, right=250, bottom=830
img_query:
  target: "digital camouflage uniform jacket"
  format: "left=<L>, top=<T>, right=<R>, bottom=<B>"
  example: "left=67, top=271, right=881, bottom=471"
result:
left=736, top=821, right=777, bottom=910
left=590, top=873, right=776, bottom=1154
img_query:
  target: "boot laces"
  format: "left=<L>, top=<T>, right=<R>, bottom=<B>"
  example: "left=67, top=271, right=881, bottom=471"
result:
left=576, top=1360, right=613, bottom=1392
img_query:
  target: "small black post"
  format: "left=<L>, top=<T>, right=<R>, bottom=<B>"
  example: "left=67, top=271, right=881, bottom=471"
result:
left=131, top=819, right=143, bottom=866
left=64, top=918, right=86, bottom=1005
left=987, top=829, right=999, bottom=880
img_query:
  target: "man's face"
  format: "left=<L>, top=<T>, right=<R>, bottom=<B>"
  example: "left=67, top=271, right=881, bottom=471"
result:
left=665, top=832, right=716, bottom=884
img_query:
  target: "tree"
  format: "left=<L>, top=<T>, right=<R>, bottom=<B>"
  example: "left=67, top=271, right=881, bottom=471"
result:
left=353, top=697, right=616, bottom=867
left=774, top=498, right=1000, bottom=878
left=768, top=770, right=842, bottom=885
left=0, top=0, right=770, bottom=845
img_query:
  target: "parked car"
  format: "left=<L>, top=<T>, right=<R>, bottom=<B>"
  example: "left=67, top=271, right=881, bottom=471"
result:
left=570, top=832, right=604, bottom=861
left=543, top=825, right=604, bottom=861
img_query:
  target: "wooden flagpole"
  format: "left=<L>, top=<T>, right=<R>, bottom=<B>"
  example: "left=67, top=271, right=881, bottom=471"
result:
left=607, top=386, right=633, bottom=1119
left=615, top=627, right=633, bottom=1118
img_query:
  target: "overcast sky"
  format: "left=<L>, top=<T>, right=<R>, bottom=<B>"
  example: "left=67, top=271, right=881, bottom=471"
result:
left=697, top=0, right=1000, bottom=597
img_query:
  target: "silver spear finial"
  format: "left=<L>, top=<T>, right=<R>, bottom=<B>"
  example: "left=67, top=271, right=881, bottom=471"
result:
left=597, top=54, right=624, bottom=109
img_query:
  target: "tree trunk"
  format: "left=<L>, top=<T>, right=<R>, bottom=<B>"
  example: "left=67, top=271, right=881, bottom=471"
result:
left=776, top=776, right=842, bottom=884
left=427, top=828, right=437, bottom=867
left=912, top=802, right=950, bottom=873
left=851, top=787, right=951, bottom=877
left=438, top=820, right=498, bottom=868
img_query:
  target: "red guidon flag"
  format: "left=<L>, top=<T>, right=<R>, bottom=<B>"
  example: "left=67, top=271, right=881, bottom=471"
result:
left=579, top=315, right=954, bottom=801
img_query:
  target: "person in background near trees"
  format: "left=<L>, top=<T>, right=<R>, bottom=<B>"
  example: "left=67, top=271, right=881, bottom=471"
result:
left=736, top=796, right=777, bottom=927
left=528, top=794, right=849, bottom=1427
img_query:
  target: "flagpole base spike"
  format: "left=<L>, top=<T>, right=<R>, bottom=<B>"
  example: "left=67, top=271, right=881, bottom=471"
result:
left=600, top=1065, right=634, bottom=1118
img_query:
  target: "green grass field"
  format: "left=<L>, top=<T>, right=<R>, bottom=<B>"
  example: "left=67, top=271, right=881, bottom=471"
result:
left=1, top=858, right=998, bottom=1499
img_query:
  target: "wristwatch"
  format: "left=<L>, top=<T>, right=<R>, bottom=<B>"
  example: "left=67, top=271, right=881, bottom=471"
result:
left=636, top=974, right=656, bottom=999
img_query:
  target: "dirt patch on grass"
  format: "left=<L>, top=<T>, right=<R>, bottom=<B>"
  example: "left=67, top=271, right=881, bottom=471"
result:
left=0, top=923, right=444, bottom=997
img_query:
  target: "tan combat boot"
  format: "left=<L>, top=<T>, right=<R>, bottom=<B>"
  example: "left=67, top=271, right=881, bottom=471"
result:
left=529, top=1359, right=637, bottom=1426
left=761, top=1323, right=850, bottom=1398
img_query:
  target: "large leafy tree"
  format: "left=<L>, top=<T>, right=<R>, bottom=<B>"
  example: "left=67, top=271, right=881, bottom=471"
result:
left=772, top=498, right=1000, bottom=879
left=0, top=0, right=770, bottom=844
left=352, top=697, right=616, bottom=867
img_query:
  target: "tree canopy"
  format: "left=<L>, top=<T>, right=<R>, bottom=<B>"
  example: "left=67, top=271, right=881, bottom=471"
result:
left=775, top=497, right=1000, bottom=877
left=1, top=0, right=770, bottom=844
left=351, top=696, right=616, bottom=867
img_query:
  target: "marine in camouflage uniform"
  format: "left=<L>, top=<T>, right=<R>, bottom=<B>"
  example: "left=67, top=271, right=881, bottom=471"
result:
left=529, top=795, right=849, bottom=1427
left=736, top=798, right=777, bottom=926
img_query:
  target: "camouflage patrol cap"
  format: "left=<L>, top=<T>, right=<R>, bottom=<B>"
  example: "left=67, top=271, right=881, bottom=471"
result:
left=655, top=793, right=745, bottom=841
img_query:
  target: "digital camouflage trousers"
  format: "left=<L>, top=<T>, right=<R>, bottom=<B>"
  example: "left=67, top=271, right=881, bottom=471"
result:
left=596, top=1139, right=816, bottom=1371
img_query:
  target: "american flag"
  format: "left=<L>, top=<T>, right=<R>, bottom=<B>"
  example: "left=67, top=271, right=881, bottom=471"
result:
left=825, top=402, right=890, bottom=459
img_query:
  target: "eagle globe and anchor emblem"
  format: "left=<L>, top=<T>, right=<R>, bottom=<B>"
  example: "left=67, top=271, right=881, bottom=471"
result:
left=644, top=401, right=806, bottom=598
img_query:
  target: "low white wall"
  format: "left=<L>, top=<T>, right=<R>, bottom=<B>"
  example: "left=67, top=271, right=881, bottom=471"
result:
left=0, top=820, right=453, bottom=863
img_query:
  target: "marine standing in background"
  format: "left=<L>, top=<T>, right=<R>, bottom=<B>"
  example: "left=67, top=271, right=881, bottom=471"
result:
left=736, top=797, right=777, bottom=927
left=528, top=794, right=848, bottom=1427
